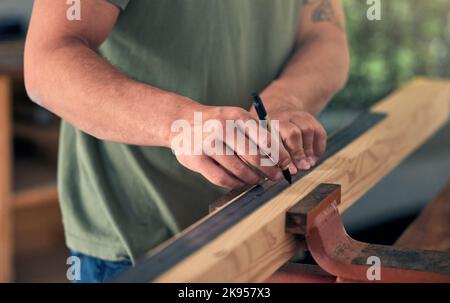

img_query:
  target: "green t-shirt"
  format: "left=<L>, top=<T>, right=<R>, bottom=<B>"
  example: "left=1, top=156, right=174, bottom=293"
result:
left=59, top=0, right=303, bottom=263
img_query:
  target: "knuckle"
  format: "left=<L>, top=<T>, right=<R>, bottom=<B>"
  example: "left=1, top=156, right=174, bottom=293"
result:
left=293, top=112, right=307, bottom=121
left=251, top=175, right=261, bottom=184
left=214, top=175, right=229, bottom=187
left=302, top=126, right=314, bottom=136
left=291, top=112, right=301, bottom=119
left=264, top=167, right=279, bottom=178
left=317, top=130, right=326, bottom=140
left=234, top=165, right=246, bottom=176
left=244, top=172, right=259, bottom=184
left=294, top=150, right=305, bottom=159
left=305, top=148, right=314, bottom=156
left=318, top=127, right=327, bottom=139
left=301, top=112, right=315, bottom=121
left=229, top=107, right=247, bottom=120
left=287, top=127, right=301, bottom=142
left=278, top=112, right=291, bottom=120
left=280, top=150, right=292, bottom=165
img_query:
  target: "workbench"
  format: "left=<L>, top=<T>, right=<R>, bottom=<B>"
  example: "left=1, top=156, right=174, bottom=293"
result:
left=118, top=77, right=450, bottom=283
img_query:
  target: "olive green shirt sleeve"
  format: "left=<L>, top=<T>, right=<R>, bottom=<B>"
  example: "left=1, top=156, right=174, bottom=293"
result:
left=107, top=0, right=130, bottom=10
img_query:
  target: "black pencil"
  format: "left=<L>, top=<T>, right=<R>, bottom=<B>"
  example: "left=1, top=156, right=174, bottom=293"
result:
left=252, top=93, right=292, bottom=185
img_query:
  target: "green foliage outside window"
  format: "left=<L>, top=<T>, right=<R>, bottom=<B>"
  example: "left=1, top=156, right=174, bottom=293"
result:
left=332, top=0, right=450, bottom=108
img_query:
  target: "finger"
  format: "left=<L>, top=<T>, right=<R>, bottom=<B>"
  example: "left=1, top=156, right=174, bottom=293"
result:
left=311, top=119, right=327, bottom=160
left=291, top=118, right=315, bottom=165
left=196, top=156, right=246, bottom=189
left=212, top=149, right=262, bottom=185
left=264, top=120, right=295, bottom=171
left=279, top=121, right=307, bottom=172
left=234, top=134, right=284, bottom=181
left=226, top=121, right=286, bottom=181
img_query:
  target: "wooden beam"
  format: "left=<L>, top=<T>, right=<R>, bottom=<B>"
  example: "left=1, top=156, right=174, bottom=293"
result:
left=0, top=75, right=12, bottom=282
left=152, top=78, right=450, bottom=282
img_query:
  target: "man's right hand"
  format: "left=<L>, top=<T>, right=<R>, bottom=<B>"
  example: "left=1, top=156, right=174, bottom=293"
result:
left=171, top=106, right=295, bottom=189
left=25, top=0, right=304, bottom=191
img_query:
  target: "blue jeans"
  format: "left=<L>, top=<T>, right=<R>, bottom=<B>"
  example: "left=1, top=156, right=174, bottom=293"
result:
left=70, top=251, right=132, bottom=283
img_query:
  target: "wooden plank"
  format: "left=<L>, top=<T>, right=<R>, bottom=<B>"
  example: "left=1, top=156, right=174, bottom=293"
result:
left=147, top=78, right=450, bottom=282
left=120, top=112, right=385, bottom=282
left=395, top=182, right=450, bottom=252
left=0, top=75, right=12, bottom=282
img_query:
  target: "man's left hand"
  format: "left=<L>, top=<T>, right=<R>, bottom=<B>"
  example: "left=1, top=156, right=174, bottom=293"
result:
left=255, top=85, right=328, bottom=174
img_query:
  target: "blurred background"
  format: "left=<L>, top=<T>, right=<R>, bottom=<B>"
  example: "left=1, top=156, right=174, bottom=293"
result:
left=337, top=0, right=450, bottom=107
left=0, top=0, right=449, bottom=282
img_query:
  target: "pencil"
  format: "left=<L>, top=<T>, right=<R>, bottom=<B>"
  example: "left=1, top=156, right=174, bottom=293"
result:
left=252, top=93, right=292, bottom=185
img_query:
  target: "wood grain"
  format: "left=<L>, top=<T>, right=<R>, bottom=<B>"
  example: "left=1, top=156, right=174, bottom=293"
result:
left=0, top=75, right=12, bottom=282
left=153, top=78, right=450, bottom=282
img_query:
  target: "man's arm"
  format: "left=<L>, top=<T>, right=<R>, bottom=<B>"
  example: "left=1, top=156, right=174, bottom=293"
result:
left=24, top=0, right=293, bottom=189
left=24, top=0, right=201, bottom=147
left=258, top=0, right=350, bottom=170
left=274, top=0, right=350, bottom=114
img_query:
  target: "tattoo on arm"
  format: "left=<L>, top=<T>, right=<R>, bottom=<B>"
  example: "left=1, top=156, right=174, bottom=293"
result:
left=302, top=0, right=344, bottom=30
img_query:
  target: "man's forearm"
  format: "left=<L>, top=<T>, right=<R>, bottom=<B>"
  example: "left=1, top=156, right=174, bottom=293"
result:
left=263, top=33, right=350, bottom=115
left=25, top=38, right=202, bottom=147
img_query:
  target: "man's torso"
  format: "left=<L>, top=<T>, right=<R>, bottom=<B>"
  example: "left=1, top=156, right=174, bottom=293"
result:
left=59, top=0, right=303, bottom=262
